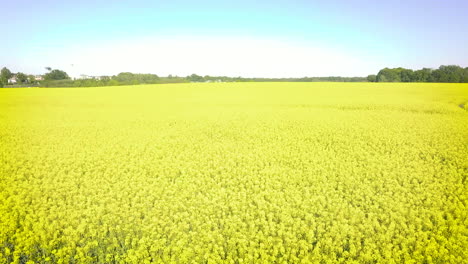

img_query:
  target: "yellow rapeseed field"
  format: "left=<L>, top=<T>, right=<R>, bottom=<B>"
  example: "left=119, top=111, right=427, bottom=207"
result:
left=1, top=82, right=467, bottom=263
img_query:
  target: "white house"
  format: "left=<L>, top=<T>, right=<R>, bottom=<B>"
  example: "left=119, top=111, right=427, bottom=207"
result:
left=79, top=74, right=93, bottom=80
left=7, top=74, right=44, bottom=84
left=8, top=74, right=17, bottom=84
left=77, top=74, right=109, bottom=80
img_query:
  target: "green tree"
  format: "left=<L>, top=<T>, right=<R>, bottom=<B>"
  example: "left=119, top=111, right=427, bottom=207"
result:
left=28, top=75, right=36, bottom=83
left=44, top=69, right=70, bottom=80
left=16, top=72, right=28, bottom=84
left=431, top=65, right=464, bottom=83
left=367, top=75, right=377, bottom=82
left=108, top=79, right=120, bottom=86
left=463, top=68, right=468, bottom=83
left=114, top=72, right=135, bottom=83
left=1, top=67, right=12, bottom=85
left=400, top=69, right=414, bottom=82
left=376, top=68, right=400, bottom=82
left=112, top=72, right=159, bottom=84
left=413, top=68, right=432, bottom=82
left=187, top=74, right=205, bottom=82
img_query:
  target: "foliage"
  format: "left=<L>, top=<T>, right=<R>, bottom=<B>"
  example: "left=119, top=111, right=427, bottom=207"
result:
left=2, top=63, right=468, bottom=90
left=28, top=75, right=36, bottom=84
left=366, top=74, right=377, bottom=82
left=375, top=65, right=468, bottom=83
left=198, top=76, right=368, bottom=82
left=40, top=76, right=185, bottom=88
left=1, top=67, right=12, bottom=85
left=114, top=72, right=160, bottom=84
left=431, top=65, right=465, bottom=83
left=413, top=68, right=433, bottom=82
left=377, top=68, right=402, bottom=82
left=1, top=82, right=467, bottom=263
left=44, top=69, right=70, bottom=81
left=15, top=72, right=28, bottom=84
left=187, top=73, right=205, bottom=82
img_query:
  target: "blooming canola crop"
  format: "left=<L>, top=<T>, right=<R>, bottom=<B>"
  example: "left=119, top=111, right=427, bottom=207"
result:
left=0, top=82, right=467, bottom=263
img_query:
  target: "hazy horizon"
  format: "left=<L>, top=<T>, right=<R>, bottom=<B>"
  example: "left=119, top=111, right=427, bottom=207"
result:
left=3, top=0, right=468, bottom=78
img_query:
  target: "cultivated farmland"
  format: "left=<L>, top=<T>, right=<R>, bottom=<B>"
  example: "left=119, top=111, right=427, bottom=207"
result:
left=1, top=82, right=467, bottom=263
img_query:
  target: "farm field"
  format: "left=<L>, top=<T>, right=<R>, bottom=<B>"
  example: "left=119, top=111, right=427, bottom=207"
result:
left=0, top=82, right=467, bottom=263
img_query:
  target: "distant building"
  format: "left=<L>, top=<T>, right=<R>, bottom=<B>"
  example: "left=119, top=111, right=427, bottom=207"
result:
left=94, top=76, right=110, bottom=80
left=8, top=74, right=17, bottom=84
left=78, top=74, right=110, bottom=80
left=6, top=74, right=43, bottom=84
left=79, top=74, right=93, bottom=80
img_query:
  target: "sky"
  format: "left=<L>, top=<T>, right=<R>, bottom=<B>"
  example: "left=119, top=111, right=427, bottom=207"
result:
left=2, top=0, right=468, bottom=78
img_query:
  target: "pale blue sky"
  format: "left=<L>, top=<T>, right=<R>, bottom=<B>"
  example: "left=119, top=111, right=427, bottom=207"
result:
left=2, top=0, right=468, bottom=77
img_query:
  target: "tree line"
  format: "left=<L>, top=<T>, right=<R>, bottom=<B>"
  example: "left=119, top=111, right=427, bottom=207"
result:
left=0, top=68, right=367, bottom=88
left=0, top=68, right=167, bottom=88
left=368, top=65, right=468, bottom=83
left=39, top=72, right=175, bottom=87
left=0, top=67, right=71, bottom=87
left=186, top=74, right=366, bottom=83
left=2, top=64, right=468, bottom=87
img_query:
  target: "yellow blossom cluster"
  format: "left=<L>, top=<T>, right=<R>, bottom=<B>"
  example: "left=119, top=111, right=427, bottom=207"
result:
left=1, top=82, right=467, bottom=263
